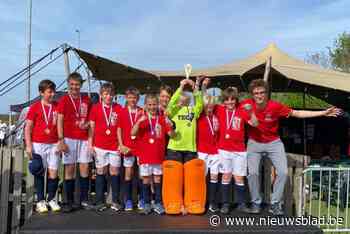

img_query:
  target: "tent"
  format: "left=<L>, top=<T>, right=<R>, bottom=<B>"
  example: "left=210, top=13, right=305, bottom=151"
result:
left=74, top=43, right=350, bottom=109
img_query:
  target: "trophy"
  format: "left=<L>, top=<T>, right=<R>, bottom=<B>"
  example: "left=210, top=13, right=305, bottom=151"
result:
left=184, top=64, right=192, bottom=80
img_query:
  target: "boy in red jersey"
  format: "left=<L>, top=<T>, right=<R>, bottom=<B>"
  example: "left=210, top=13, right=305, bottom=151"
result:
left=242, top=79, right=341, bottom=216
left=88, top=82, right=123, bottom=211
left=214, top=86, right=258, bottom=215
left=117, top=87, right=144, bottom=211
left=196, top=90, right=220, bottom=212
left=131, top=94, right=175, bottom=215
left=57, top=72, right=92, bottom=212
left=158, top=85, right=172, bottom=115
left=25, top=80, right=61, bottom=213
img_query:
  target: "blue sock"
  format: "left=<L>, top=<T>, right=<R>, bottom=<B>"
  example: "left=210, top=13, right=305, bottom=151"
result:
left=80, top=176, right=89, bottom=202
left=64, top=179, right=75, bottom=204
left=142, top=184, right=151, bottom=204
left=209, top=181, right=218, bottom=204
left=96, top=175, right=105, bottom=204
left=47, top=178, right=58, bottom=201
left=235, top=183, right=246, bottom=205
left=124, top=180, right=132, bottom=201
left=111, top=175, right=120, bottom=203
left=221, top=183, right=230, bottom=204
left=154, top=182, right=162, bottom=204
left=138, top=179, right=144, bottom=200
left=35, top=175, right=45, bottom=201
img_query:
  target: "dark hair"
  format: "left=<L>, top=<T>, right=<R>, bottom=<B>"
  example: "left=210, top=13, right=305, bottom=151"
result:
left=144, top=93, right=158, bottom=104
left=100, top=82, right=115, bottom=95
left=248, top=79, right=269, bottom=94
left=125, top=86, right=140, bottom=97
left=67, top=72, right=83, bottom=84
left=159, top=85, right=173, bottom=96
left=38, top=79, right=56, bottom=93
left=221, top=87, right=238, bottom=101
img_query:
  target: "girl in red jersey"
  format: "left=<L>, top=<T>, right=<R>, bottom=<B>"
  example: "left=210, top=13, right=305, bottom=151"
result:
left=25, top=80, right=61, bottom=213
left=131, top=94, right=175, bottom=215
left=88, top=82, right=123, bottom=212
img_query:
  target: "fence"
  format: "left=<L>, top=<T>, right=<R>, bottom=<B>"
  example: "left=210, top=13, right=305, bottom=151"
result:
left=299, top=166, right=350, bottom=232
left=0, top=146, right=309, bottom=234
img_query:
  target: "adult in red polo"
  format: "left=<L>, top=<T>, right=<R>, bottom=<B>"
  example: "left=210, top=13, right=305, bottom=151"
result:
left=242, top=79, right=341, bottom=216
left=57, top=72, right=92, bottom=212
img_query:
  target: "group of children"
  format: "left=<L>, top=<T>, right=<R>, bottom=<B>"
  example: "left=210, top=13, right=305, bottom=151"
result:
left=25, top=72, right=340, bottom=216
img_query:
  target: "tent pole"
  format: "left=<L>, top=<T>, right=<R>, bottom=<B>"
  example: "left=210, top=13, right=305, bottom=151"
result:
left=302, top=88, right=307, bottom=167
left=86, top=69, right=91, bottom=98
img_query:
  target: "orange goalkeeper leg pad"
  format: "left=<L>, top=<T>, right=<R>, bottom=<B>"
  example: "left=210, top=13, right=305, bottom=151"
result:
left=162, top=160, right=183, bottom=214
left=184, top=158, right=207, bottom=214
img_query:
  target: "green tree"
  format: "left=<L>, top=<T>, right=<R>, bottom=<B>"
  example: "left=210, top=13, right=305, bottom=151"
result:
left=329, top=32, right=350, bottom=73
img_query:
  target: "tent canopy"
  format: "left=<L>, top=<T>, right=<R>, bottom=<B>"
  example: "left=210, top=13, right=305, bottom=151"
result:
left=74, top=43, right=350, bottom=109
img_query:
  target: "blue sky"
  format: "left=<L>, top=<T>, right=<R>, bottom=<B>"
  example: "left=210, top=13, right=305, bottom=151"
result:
left=0, top=0, right=349, bottom=113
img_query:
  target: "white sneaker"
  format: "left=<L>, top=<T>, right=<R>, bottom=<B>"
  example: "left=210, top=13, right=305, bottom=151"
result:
left=48, top=199, right=61, bottom=212
left=36, top=200, right=48, bottom=213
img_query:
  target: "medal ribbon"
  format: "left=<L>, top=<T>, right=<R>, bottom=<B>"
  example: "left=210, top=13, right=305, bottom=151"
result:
left=128, top=107, right=139, bottom=126
left=226, top=109, right=235, bottom=131
left=148, top=114, right=159, bottom=136
left=102, top=103, right=113, bottom=128
left=206, top=116, right=215, bottom=136
left=41, top=101, right=52, bottom=128
left=68, top=94, right=82, bottom=118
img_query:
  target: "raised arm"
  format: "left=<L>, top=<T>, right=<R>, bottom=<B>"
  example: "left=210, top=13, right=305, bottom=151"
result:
left=166, top=79, right=190, bottom=118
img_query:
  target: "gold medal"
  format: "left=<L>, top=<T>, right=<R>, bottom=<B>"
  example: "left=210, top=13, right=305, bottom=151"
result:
left=131, top=135, right=136, bottom=140
left=106, top=129, right=111, bottom=135
left=44, top=128, right=50, bottom=135
left=187, top=122, right=192, bottom=127
left=149, top=138, right=155, bottom=144
left=225, top=133, right=230, bottom=139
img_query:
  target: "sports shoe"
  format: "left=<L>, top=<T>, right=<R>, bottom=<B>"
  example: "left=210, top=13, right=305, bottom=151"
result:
left=36, top=200, right=48, bottom=213
left=153, top=203, right=165, bottom=215
left=140, top=203, right=152, bottom=215
left=81, top=201, right=94, bottom=210
left=220, top=203, right=230, bottom=215
left=61, top=203, right=73, bottom=213
left=48, top=199, right=61, bottom=212
left=138, top=199, right=145, bottom=210
left=235, top=203, right=253, bottom=213
left=94, top=203, right=107, bottom=212
left=111, top=202, right=122, bottom=212
left=124, top=200, right=133, bottom=211
left=209, top=203, right=219, bottom=213
left=247, top=203, right=262, bottom=214
left=269, top=203, right=284, bottom=216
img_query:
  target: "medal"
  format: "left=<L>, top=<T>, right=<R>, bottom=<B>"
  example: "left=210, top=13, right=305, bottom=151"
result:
left=102, top=102, right=113, bottom=136
left=41, top=101, right=52, bottom=135
left=186, top=106, right=193, bottom=128
left=225, top=133, right=230, bottom=139
left=187, top=122, right=192, bottom=127
left=149, top=138, right=155, bottom=144
left=75, top=120, right=80, bottom=126
left=128, top=107, right=139, bottom=127
left=131, top=135, right=136, bottom=140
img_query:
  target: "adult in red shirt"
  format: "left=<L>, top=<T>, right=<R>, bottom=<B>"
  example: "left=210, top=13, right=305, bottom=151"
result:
left=25, top=79, right=61, bottom=213
left=243, top=79, right=341, bottom=216
left=117, top=87, right=144, bottom=211
left=57, top=72, right=92, bottom=212
left=88, top=82, right=123, bottom=212
left=131, top=94, right=175, bottom=215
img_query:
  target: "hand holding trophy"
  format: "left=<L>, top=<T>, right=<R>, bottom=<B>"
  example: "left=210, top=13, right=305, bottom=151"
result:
left=184, top=64, right=192, bottom=80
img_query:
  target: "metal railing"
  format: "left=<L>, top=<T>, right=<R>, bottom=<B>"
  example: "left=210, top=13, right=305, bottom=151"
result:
left=300, top=165, right=350, bottom=232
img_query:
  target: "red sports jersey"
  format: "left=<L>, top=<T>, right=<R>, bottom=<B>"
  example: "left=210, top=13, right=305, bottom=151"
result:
left=119, top=106, right=144, bottom=156
left=240, top=99, right=292, bottom=143
left=137, top=115, right=172, bottom=164
left=57, top=94, right=91, bottom=140
left=89, top=103, right=123, bottom=151
left=196, top=113, right=219, bottom=154
left=215, top=105, right=248, bottom=152
left=26, top=101, right=58, bottom=144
